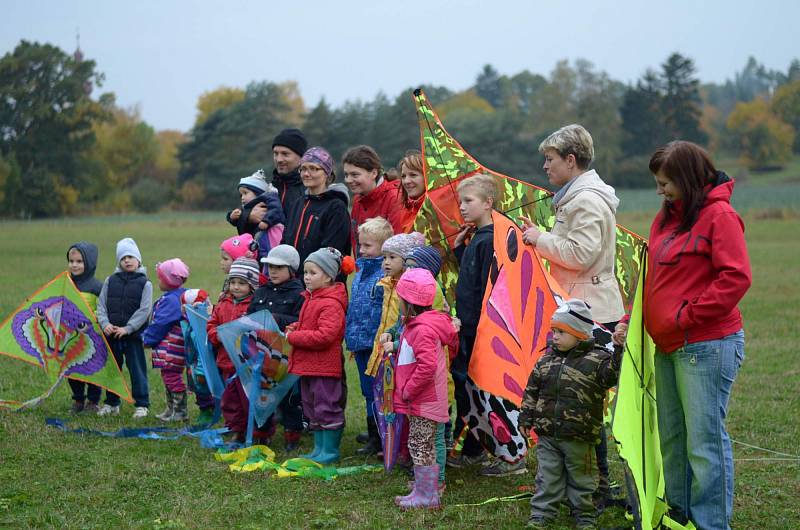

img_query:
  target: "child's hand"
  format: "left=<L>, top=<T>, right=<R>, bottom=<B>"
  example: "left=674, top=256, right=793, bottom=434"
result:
left=612, top=322, right=629, bottom=346
left=103, top=324, right=115, bottom=336
left=451, top=316, right=461, bottom=333
left=382, top=341, right=394, bottom=354
left=257, top=221, right=269, bottom=230
left=285, top=322, right=298, bottom=333
left=230, top=208, right=242, bottom=221
left=453, top=224, right=475, bottom=247
left=379, top=333, right=391, bottom=344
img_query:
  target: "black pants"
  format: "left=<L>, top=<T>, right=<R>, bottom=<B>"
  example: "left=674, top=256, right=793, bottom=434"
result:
left=451, top=332, right=484, bottom=457
left=69, top=379, right=101, bottom=403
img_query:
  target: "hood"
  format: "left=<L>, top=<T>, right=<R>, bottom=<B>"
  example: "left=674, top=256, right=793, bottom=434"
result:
left=304, top=282, right=348, bottom=312
left=356, top=255, right=384, bottom=274
left=559, top=169, right=619, bottom=213
left=244, top=190, right=286, bottom=226
left=705, top=171, right=734, bottom=205
left=406, top=310, right=456, bottom=344
left=272, top=167, right=302, bottom=187
left=67, top=241, right=99, bottom=283
left=304, top=182, right=351, bottom=208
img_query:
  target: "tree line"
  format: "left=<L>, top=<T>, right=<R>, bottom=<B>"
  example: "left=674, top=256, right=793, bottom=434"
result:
left=1, top=40, right=798, bottom=217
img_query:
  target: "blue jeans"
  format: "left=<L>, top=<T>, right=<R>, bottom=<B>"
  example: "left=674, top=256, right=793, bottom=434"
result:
left=655, top=330, right=744, bottom=530
left=353, top=350, right=375, bottom=419
left=105, top=337, right=150, bottom=408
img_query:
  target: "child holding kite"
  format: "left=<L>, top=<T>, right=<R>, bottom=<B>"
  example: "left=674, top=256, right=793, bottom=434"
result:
left=344, top=216, right=394, bottom=455
left=391, top=268, right=458, bottom=510
left=66, top=241, right=104, bottom=414
left=518, top=299, right=622, bottom=529
left=286, top=247, right=353, bottom=464
left=247, top=244, right=306, bottom=451
left=143, top=258, right=190, bottom=422
left=207, top=257, right=265, bottom=443
left=96, top=237, right=153, bottom=418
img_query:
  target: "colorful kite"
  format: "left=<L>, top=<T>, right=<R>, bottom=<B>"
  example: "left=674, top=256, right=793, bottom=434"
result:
left=217, top=310, right=298, bottom=443
left=0, top=272, right=131, bottom=408
left=215, top=445, right=382, bottom=479
left=182, top=302, right=225, bottom=400
left=372, top=349, right=406, bottom=471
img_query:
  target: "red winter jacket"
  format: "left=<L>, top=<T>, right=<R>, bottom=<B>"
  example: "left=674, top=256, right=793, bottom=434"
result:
left=207, top=293, right=253, bottom=375
left=644, top=178, right=751, bottom=353
left=351, top=179, right=402, bottom=238
left=393, top=311, right=459, bottom=423
left=395, top=194, right=426, bottom=234
left=287, top=282, right=348, bottom=377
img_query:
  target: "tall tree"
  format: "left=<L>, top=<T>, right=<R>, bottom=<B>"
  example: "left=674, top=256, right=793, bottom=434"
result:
left=660, top=53, right=708, bottom=145
left=771, top=80, right=800, bottom=152
left=620, top=70, right=665, bottom=156
left=194, top=86, right=245, bottom=127
left=727, top=98, right=794, bottom=170
left=475, top=64, right=505, bottom=109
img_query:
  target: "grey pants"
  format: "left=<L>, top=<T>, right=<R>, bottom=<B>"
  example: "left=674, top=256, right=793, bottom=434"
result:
left=530, top=435, right=596, bottom=525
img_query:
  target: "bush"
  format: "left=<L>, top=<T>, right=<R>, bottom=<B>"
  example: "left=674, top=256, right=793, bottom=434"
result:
left=131, top=178, right=169, bottom=213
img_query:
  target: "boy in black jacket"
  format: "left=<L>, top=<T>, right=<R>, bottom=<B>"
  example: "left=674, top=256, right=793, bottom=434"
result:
left=448, top=173, right=497, bottom=470
left=247, top=244, right=305, bottom=451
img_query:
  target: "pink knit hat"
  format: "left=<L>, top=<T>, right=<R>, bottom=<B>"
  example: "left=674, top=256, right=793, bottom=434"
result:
left=156, top=258, right=190, bottom=289
left=220, top=234, right=255, bottom=260
left=396, top=268, right=437, bottom=307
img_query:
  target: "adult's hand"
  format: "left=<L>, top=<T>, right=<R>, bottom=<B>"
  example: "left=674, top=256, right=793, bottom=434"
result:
left=248, top=203, right=267, bottom=224
left=518, top=216, right=543, bottom=246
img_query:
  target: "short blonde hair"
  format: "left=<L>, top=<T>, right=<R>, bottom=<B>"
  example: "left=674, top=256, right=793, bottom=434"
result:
left=358, top=216, right=394, bottom=243
left=538, top=124, right=594, bottom=169
left=457, top=173, right=497, bottom=202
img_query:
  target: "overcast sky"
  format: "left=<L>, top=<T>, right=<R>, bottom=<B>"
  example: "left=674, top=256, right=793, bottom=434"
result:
left=3, top=0, right=797, bottom=132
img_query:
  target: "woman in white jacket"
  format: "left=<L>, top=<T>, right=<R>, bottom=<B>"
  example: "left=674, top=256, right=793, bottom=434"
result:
left=520, top=124, right=624, bottom=504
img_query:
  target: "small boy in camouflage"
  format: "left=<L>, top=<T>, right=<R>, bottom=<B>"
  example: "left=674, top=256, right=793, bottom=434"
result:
left=518, top=299, right=622, bottom=529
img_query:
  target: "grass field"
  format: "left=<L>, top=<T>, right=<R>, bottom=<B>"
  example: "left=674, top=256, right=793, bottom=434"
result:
left=0, top=203, right=798, bottom=529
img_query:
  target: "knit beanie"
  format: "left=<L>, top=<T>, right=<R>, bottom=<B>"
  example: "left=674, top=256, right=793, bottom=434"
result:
left=396, top=268, right=437, bottom=307
left=116, top=237, right=142, bottom=264
left=272, top=128, right=308, bottom=158
left=261, top=244, right=300, bottom=273
left=551, top=298, right=594, bottom=341
left=220, top=234, right=255, bottom=260
left=405, top=245, right=442, bottom=277
left=156, top=258, right=190, bottom=289
left=228, top=257, right=260, bottom=291
left=238, top=169, right=275, bottom=195
left=300, top=147, right=334, bottom=179
left=304, top=247, right=343, bottom=281
left=181, top=288, right=209, bottom=306
left=382, top=232, right=426, bottom=259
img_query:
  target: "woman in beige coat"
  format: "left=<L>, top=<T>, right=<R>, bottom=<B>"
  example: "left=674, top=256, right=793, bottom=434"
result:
left=521, top=124, right=624, bottom=327
left=520, top=124, right=624, bottom=504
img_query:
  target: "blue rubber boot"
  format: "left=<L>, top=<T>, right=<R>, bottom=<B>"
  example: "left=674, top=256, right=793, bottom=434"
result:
left=300, top=430, right=323, bottom=460
left=314, top=429, right=343, bottom=465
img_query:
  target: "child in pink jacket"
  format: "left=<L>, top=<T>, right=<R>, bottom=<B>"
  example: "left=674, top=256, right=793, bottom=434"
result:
left=392, top=268, right=458, bottom=510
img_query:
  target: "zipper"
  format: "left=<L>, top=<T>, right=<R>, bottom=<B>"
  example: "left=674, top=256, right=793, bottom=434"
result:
left=303, top=215, right=316, bottom=239
left=293, top=201, right=311, bottom=248
left=553, top=355, right=567, bottom=439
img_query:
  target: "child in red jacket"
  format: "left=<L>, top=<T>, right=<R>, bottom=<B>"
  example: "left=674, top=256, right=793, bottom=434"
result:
left=207, top=257, right=268, bottom=443
left=392, top=268, right=458, bottom=510
left=286, top=247, right=352, bottom=464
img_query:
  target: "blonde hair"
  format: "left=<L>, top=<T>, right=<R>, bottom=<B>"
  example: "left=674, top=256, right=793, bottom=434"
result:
left=457, top=173, right=497, bottom=202
left=538, top=124, right=594, bottom=169
left=358, top=216, right=394, bottom=243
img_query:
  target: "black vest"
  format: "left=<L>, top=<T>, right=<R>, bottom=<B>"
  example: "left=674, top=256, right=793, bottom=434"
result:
left=106, top=271, right=147, bottom=334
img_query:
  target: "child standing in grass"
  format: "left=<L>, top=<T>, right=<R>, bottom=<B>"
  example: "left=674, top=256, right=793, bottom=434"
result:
left=286, top=247, right=352, bottom=464
left=66, top=241, right=104, bottom=414
left=207, top=257, right=264, bottom=443
left=143, top=259, right=190, bottom=422
left=344, top=217, right=394, bottom=455
left=96, top=238, right=153, bottom=418
left=392, top=268, right=458, bottom=510
left=519, top=299, right=622, bottom=529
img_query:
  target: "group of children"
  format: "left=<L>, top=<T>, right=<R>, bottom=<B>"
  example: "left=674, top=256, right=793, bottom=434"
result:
left=62, top=144, right=626, bottom=524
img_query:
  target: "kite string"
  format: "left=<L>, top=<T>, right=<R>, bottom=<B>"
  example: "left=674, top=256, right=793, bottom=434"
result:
left=732, top=439, right=800, bottom=459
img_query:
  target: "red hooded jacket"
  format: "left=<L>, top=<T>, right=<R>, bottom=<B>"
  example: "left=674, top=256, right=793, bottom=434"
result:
left=644, top=177, right=751, bottom=353
left=351, top=178, right=402, bottom=237
left=207, top=292, right=253, bottom=375
left=287, top=282, right=348, bottom=377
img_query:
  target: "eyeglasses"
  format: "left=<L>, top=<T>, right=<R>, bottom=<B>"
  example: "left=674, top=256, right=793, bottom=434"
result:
left=299, top=165, right=325, bottom=174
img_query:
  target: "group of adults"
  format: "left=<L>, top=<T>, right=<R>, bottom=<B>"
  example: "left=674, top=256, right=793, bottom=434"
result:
left=261, top=124, right=750, bottom=530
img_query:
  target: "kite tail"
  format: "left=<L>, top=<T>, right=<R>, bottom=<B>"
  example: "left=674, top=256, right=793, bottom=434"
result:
left=14, top=373, right=66, bottom=411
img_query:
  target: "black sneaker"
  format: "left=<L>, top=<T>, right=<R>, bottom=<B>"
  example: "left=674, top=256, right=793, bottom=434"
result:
left=479, top=458, right=528, bottom=477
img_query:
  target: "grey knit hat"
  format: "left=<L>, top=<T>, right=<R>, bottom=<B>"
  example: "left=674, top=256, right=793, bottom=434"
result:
left=381, top=232, right=425, bottom=259
left=551, top=298, right=594, bottom=340
left=305, top=247, right=342, bottom=280
left=228, top=257, right=260, bottom=290
left=238, top=169, right=276, bottom=195
left=116, top=237, right=142, bottom=264
left=261, top=244, right=300, bottom=272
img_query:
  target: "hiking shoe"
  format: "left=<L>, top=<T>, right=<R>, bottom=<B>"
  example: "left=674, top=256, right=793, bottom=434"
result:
left=446, top=452, right=488, bottom=468
left=132, top=406, right=149, bottom=419
left=479, top=458, right=528, bottom=477
left=71, top=400, right=85, bottom=414
left=355, top=431, right=369, bottom=444
left=84, top=402, right=100, bottom=414
left=526, top=516, right=551, bottom=528
left=97, top=404, right=120, bottom=416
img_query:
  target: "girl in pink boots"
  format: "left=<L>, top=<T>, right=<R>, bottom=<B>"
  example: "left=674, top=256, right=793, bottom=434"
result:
left=392, top=268, right=458, bottom=510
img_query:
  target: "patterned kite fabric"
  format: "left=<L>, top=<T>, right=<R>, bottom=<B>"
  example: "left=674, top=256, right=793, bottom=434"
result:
left=0, top=272, right=132, bottom=406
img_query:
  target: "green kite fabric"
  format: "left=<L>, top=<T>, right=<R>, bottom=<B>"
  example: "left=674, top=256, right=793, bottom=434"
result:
left=0, top=272, right=132, bottom=408
left=215, top=445, right=382, bottom=480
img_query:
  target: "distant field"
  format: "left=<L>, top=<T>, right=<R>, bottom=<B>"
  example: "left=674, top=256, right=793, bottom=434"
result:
left=0, top=206, right=798, bottom=528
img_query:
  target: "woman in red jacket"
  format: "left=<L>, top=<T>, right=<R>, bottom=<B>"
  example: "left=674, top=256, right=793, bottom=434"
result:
left=645, top=141, right=751, bottom=530
left=344, top=145, right=402, bottom=245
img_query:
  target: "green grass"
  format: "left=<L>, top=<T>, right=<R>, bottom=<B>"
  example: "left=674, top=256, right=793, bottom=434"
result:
left=1, top=210, right=799, bottom=529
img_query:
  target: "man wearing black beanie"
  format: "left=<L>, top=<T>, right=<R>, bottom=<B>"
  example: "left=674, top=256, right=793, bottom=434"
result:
left=271, top=128, right=308, bottom=223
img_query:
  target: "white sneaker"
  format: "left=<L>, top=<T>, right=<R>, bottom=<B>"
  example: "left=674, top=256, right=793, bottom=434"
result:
left=97, top=404, right=120, bottom=416
left=132, top=406, right=149, bottom=419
